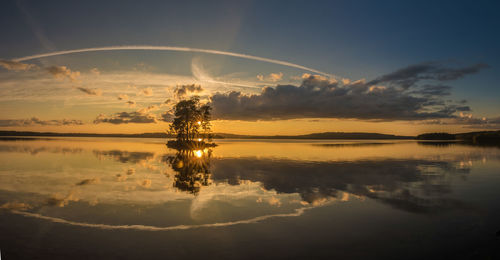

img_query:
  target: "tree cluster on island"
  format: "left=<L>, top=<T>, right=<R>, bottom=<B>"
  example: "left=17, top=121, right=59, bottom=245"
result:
left=167, top=96, right=217, bottom=149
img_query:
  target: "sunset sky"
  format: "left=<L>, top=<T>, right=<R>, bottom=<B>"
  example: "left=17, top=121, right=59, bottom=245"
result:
left=0, top=0, right=499, bottom=135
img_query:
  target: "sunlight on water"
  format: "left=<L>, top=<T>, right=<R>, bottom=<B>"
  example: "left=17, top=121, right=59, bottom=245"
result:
left=194, top=149, right=203, bottom=158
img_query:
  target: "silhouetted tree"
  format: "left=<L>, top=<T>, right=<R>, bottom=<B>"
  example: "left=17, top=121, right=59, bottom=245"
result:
left=168, top=96, right=213, bottom=143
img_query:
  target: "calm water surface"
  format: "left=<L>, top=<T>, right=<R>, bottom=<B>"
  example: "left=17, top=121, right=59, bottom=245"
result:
left=0, top=137, right=499, bottom=259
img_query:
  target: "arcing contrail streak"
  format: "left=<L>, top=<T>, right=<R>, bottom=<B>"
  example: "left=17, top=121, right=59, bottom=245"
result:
left=12, top=45, right=337, bottom=79
left=11, top=206, right=313, bottom=231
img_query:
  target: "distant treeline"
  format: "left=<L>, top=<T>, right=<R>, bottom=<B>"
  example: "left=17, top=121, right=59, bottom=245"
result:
left=0, top=131, right=412, bottom=140
left=220, top=132, right=413, bottom=140
left=417, top=130, right=500, bottom=145
left=2, top=130, right=499, bottom=142
left=0, top=131, right=171, bottom=138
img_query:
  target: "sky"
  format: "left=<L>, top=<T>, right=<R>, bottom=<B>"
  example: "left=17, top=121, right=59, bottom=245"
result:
left=0, top=0, right=499, bottom=135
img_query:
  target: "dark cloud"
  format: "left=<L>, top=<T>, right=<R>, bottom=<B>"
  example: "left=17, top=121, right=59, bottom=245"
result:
left=93, top=111, right=156, bottom=124
left=125, top=100, right=136, bottom=107
left=174, top=84, right=203, bottom=98
left=0, top=117, right=83, bottom=127
left=411, top=84, right=451, bottom=97
left=0, top=59, right=36, bottom=71
left=210, top=76, right=456, bottom=121
left=209, top=62, right=486, bottom=121
left=367, top=62, right=488, bottom=89
left=75, top=178, right=100, bottom=186
left=77, top=87, right=102, bottom=96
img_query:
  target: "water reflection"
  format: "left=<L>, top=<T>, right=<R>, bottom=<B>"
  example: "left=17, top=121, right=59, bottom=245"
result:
left=1, top=138, right=500, bottom=259
left=93, top=150, right=155, bottom=163
left=212, top=158, right=470, bottom=213
left=165, top=148, right=213, bottom=195
left=0, top=138, right=499, bottom=228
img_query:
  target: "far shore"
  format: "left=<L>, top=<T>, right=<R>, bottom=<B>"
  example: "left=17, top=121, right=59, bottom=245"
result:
left=1, top=130, right=499, bottom=143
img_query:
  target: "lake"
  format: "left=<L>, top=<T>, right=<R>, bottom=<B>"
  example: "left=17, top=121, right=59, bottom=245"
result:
left=0, top=137, right=499, bottom=259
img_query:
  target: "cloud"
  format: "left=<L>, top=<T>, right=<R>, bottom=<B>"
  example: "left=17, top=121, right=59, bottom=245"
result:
left=210, top=62, right=486, bottom=121
left=77, top=87, right=103, bottom=96
left=118, top=94, right=129, bottom=100
left=116, top=174, right=128, bottom=182
left=257, top=72, right=283, bottom=82
left=410, top=84, right=451, bottom=97
left=0, top=59, right=36, bottom=71
left=269, top=72, right=283, bottom=82
left=0, top=202, right=32, bottom=211
left=367, top=62, right=488, bottom=89
left=47, top=189, right=79, bottom=207
left=137, top=105, right=160, bottom=114
left=0, top=117, right=83, bottom=127
left=94, top=111, right=157, bottom=124
left=210, top=77, right=455, bottom=121
left=90, top=68, right=100, bottom=75
left=46, top=65, right=80, bottom=81
left=174, top=84, right=203, bottom=98
left=138, top=87, right=153, bottom=96
left=159, top=111, right=174, bottom=122
left=139, top=179, right=152, bottom=188
left=76, top=178, right=101, bottom=186
left=268, top=196, right=282, bottom=207
left=420, top=114, right=500, bottom=129
left=126, top=100, right=136, bottom=108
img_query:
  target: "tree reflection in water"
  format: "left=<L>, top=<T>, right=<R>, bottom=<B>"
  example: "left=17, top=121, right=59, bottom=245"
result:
left=165, top=148, right=213, bottom=195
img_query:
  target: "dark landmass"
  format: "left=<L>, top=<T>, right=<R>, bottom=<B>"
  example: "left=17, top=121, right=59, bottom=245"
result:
left=2, top=130, right=499, bottom=143
left=0, top=130, right=413, bottom=140
left=416, top=133, right=456, bottom=140
left=417, top=130, right=500, bottom=146
left=218, top=132, right=413, bottom=140
left=166, top=140, right=217, bottom=149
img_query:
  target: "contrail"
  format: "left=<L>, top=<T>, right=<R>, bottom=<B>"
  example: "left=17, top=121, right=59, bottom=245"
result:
left=12, top=45, right=337, bottom=79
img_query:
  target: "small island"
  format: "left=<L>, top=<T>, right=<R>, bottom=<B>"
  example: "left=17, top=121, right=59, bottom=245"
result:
left=166, top=96, right=217, bottom=149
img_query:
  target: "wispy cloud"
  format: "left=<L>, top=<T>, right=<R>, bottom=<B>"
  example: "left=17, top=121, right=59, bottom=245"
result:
left=138, top=87, right=153, bottom=96
left=118, top=94, right=129, bottom=100
left=89, top=68, right=100, bottom=75
left=0, top=117, right=83, bottom=127
left=367, top=62, right=488, bottom=89
left=94, top=111, right=157, bottom=124
left=126, top=100, right=136, bottom=108
left=0, top=59, right=37, bottom=71
left=137, top=105, right=160, bottom=114
left=77, top=87, right=103, bottom=96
